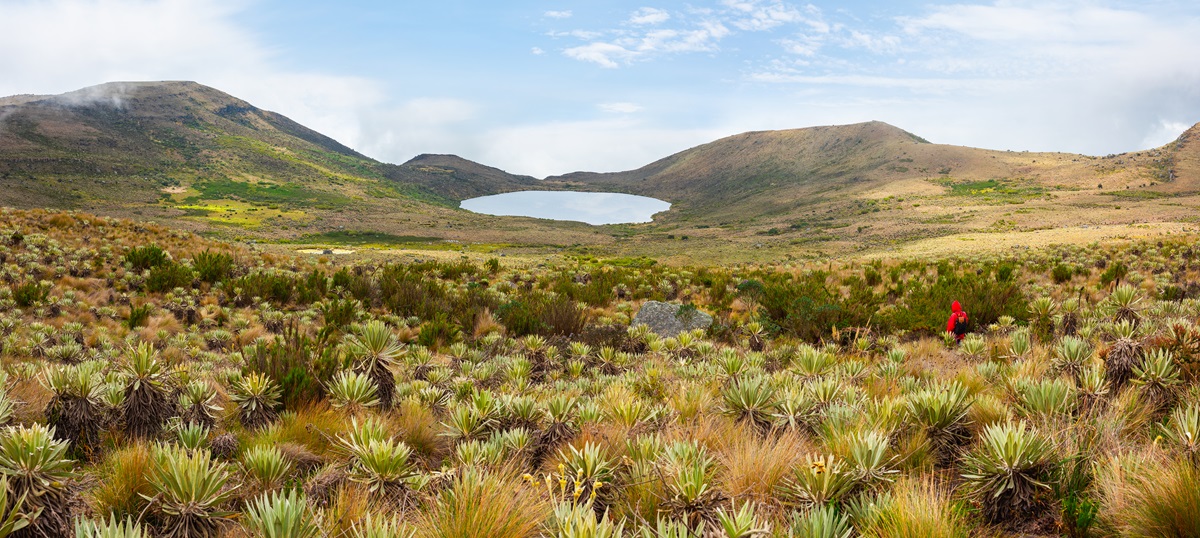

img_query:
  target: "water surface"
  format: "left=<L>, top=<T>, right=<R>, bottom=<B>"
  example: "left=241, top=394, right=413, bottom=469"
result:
left=460, top=191, right=670, bottom=225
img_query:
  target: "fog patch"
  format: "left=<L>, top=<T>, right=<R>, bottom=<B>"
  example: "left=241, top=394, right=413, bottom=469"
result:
left=50, top=82, right=135, bottom=109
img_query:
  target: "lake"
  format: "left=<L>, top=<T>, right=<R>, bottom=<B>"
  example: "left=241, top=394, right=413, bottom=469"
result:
left=459, top=191, right=671, bottom=225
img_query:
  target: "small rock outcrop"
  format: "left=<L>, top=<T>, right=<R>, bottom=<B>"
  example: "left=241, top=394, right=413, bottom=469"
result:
left=632, top=301, right=713, bottom=338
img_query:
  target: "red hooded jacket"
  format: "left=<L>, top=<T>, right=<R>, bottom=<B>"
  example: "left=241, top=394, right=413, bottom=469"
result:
left=947, top=301, right=968, bottom=340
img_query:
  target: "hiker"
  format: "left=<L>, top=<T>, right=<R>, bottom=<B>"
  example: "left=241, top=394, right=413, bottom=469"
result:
left=946, top=300, right=969, bottom=342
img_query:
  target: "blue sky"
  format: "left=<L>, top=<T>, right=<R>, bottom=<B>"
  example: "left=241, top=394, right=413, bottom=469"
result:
left=2, top=0, right=1199, bottom=177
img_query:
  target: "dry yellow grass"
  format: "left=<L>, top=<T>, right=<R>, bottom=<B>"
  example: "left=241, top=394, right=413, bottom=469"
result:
left=878, top=222, right=1198, bottom=260
left=717, top=430, right=811, bottom=505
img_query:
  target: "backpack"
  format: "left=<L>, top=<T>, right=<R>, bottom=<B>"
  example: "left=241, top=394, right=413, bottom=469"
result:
left=952, top=312, right=968, bottom=336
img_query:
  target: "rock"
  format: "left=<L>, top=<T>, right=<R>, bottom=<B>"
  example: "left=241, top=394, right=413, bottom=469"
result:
left=632, top=301, right=713, bottom=338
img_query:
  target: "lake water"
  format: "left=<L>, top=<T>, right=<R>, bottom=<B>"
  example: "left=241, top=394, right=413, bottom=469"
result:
left=460, top=191, right=671, bottom=225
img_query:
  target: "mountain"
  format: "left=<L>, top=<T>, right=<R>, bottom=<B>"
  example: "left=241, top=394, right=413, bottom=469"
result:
left=539, top=120, right=1199, bottom=253
left=383, top=154, right=540, bottom=202
left=0, top=81, right=547, bottom=240
left=547, top=120, right=1190, bottom=218
left=549, top=121, right=934, bottom=215
left=0, top=82, right=371, bottom=203
left=1, top=81, right=1197, bottom=260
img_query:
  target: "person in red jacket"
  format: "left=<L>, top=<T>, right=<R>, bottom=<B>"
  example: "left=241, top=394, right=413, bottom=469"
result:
left=946, top=300, right=969, bottom=341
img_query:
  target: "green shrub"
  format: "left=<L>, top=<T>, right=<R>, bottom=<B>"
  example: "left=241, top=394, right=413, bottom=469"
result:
left=497, top=293, right=587, bottom=338
left=242, top=324, right=340, bottom=411
left=145, top=262, right=194, bottom=293
left=10, top=281, right=48, bottom=308
left=124, top=245, right=168, bottom=271
left=320, top=297, right=360, bottom=335
left=887, top=266, right=1026, bottom=336
left=191, top=250, right=234, bottom=283
left=749, top=271, right=877, bottom=342
left=1052, top=264, right=1073, bottom=284
left=1100, top=261, right=1127, bottom=287
left=125, top=303, right=152, bottom=329
left=232, top=271, right=298, bottom=305
left=417, top=314, right=462, bottom=350
left=864, top=266, right=882, bottom=287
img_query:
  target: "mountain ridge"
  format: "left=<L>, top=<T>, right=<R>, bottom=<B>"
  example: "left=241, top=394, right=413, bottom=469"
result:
left=1, top=80, right=1198, bottom=261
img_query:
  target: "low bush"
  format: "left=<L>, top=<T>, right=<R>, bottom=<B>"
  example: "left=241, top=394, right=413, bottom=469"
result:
left=124, top=245, right=168, bottom=271
left=145, top=262, right=194, bottom=293
left=192, top=250, right=234, bottom=283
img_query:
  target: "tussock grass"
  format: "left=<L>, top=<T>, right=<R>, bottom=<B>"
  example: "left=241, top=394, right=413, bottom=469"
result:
left=860, top=476, right=972, bottom=538
left=417, top=467, right=549, bottom=538
left=718, top=429, right=811, bottom=507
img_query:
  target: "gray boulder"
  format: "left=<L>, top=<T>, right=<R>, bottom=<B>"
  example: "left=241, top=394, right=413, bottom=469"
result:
left=632, top=301, right=712, bottom=338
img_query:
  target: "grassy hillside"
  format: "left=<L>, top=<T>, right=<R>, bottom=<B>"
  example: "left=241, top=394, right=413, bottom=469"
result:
left=0, top=81, right=612, bottom=249
left=2, top=82, right=1198, bottom=262
left=542, top=120, right=1200, bottom=259
left=382, top=154, right=542, bottom=202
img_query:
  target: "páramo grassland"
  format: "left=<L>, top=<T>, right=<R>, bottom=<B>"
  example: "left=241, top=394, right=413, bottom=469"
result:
left=1, top=207, right=1199, bottom=538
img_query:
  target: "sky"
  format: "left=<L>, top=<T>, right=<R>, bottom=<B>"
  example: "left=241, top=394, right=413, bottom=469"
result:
left=1, top=0, right=1199, bottom=178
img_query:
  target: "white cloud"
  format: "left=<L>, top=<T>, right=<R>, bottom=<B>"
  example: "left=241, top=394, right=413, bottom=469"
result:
left=841, top=30, right=900, bottom=54
left=1141, top=119, right=1192, bottom=149
left=531, top=46, right=546, bottom=55
left=0, top=0, right=385, bottom=144
left=351, top=98, right=483, bottom=165
left=547, top=29, right=605, bottom=40
left=629, top=7, right=671, bottom=25
left=558, top=12, right=730, bottom=68
left=884, top=1, right=1200, bottom=153
left=0, top=0, right=494, bottom=172
left=900, top=3, right=1142, bottom=44
left=0, top=0, right=266, bottom=96
left=479, top=118, right=725, bottom=177
left=563, top=42, right=637, bottom=68
left=896, top=2, right=1198, bottom=78
left=598, top=102, right=644, bottom=113
left=544, top=10, right=573, bottom=19
left=742, top=2, right=1200, bottom=157
left=779, top=36, right=822, bottom=56
left=724, top=0, right=807, bottom=31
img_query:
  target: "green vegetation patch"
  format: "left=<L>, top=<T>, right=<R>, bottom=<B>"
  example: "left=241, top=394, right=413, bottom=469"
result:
left=296, top=230, right=442, bottom=246
left=603, top=256, right=658, bottom=268
left=1105, top=190, right=1170, bottom=200
left=174, top=200, right=309, bottom=229
left=938, top=178, right=1046, bottom=204
left=187, top=178, right=351, bottom=209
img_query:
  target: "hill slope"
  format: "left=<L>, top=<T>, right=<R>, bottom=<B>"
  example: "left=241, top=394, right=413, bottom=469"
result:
left=383, top=154, right=540, bottom=201
left=548, top=120, right=1190, bottom=216
left=539, top=119, right=1199, bottom=255
left=0, top=81, right=553, bottom=241
left=2, top=81, right=1196, bottom=261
